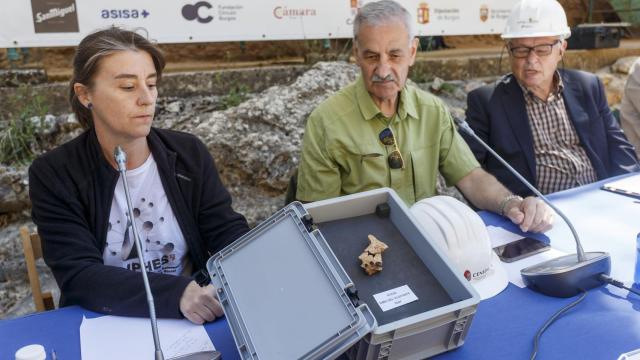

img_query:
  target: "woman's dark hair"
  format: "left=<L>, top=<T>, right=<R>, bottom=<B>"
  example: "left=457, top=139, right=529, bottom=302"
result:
left=69, top=27, right=165, bottom=128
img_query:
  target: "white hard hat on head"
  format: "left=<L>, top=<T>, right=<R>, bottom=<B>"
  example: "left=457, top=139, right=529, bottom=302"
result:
left=502, top=0, right=571, bottom=40
left=410, top=196, right=508, bottom=300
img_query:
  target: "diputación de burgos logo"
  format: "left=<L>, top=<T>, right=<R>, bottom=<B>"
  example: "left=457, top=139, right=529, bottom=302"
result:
left=346, top=0, right=361, bottom=25
left=417, top=2, right=429, bottom=25
left=182, top=1, right=214, bottom=23
left=480, top=4, right=489, bottom=22
left=273, top=6, right=317, bottom=19
left=31, top=0, right=79, bottom=33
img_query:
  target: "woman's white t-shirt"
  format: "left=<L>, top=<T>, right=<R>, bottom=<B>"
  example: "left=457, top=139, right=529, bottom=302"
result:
left=103, top=154, right=192, bottom=276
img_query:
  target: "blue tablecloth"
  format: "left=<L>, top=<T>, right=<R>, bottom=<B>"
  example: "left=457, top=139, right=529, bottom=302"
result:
left=436, top=173, right=640, bottom=359
left=0, top=306, right=241, bottom=360
left=2, top=174, right=640, bottom=359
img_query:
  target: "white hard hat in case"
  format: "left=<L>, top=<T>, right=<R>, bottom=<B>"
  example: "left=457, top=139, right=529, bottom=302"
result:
left=410, top=196, right=508, bottom=300
left=501, top=0, right=571, bottom=40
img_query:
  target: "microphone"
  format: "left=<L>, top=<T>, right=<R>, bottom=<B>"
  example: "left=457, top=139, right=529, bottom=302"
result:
left=114, top=145, right=127, bottom=172
left=114, top=146, right=164, bottom=360
left=454, top=117, right=611, bottom=297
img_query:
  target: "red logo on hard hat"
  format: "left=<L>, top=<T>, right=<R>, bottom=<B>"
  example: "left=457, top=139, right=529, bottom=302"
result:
left=464, top=270, right=471, bottom=281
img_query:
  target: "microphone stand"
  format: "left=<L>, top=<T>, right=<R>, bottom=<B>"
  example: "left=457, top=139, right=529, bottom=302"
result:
left=455, top=117, right=611, bottom=297
left=114, top=146, right=164, bottom=360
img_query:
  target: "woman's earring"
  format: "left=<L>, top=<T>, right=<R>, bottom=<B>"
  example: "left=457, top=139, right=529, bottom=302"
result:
left=87, top=102, right=93, bottom=110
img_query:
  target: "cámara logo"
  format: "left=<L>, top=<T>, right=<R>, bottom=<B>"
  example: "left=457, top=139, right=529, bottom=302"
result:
left=182, top=1, right=214, bottom=23
left=273, top=6, right=317, bottom=19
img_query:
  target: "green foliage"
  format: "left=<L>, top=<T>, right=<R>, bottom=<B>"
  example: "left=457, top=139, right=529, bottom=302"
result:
left=0, top=85, right=49, bottom=165
left=439, top=82, right=458, bottom=94
left=218, top=85, right=249, bottom=110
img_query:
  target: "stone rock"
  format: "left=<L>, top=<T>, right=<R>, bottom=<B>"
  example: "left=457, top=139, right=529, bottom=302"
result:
left=165, top=100, right=183, bottom=114
left=158, top=65, right=309, bottom=98
left=596, top=71, right=627, bottom=107
left=0, top=113, right=82, bottom=215
left=0, top=217, right=59, bottom=319
left=611, top=56, right=640, bottom=75
left=174, top=62, right=360, bottom=224
left=0, top=165, right=29, bottom=214
left=606, top=76, right=626, bottom=106
left=430, top=77, right=445, bottom=92
left=0, top=69, right=48, bottom=87
left=464, top=80, right=488, bottom=94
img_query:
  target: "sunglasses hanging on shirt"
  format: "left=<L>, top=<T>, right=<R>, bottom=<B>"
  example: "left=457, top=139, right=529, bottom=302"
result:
left=378, top=127, right=405, bottom=169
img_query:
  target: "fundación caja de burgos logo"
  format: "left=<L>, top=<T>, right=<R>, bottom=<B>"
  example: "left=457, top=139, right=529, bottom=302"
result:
left=31, top=0, right=79, bottom=33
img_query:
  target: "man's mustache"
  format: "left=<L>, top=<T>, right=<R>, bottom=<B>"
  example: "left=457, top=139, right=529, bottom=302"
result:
left=371, top=74, right=395, bottom=83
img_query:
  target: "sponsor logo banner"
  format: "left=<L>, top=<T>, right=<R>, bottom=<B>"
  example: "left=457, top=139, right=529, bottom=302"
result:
left=31, top=0, right=79, bottom=33
left=3, top=0, right=517, bottom=48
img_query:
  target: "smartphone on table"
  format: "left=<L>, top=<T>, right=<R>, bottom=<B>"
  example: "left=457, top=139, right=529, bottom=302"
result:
left=494, top=237, right=550, bottom=263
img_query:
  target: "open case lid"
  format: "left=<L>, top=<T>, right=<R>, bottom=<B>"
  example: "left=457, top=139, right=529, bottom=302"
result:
left=207, top=202, right=376, bottom=360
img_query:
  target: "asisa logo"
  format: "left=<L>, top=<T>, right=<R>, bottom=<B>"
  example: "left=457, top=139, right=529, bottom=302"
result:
left=101, top=9, right=150, bottom=19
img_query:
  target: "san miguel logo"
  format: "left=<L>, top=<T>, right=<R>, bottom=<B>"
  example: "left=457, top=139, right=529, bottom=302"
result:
left=273, top=6, right=317, bottom=19
left=480, top=5, right=489, bottom=22
left=417, top=2, right=429, bottom=25
left=31, top=0, right=79, bottom=33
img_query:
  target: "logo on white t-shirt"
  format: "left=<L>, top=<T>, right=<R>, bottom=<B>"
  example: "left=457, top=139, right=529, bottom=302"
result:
left=103, top=154, right=191, bottom=276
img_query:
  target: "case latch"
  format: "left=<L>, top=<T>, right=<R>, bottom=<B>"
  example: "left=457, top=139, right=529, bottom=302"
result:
left=302, top=214, right=316, bottom=232
left=346, top=287, right=360, bottom=307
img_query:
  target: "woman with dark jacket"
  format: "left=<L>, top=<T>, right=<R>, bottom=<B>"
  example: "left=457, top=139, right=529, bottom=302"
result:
left=29, top=27, right=250, bottom=324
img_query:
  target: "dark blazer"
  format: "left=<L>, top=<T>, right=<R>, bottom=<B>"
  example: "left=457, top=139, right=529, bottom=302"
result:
left=463, top=69, right=640, bottom=196
left=29, top=128, right=250, bottom=318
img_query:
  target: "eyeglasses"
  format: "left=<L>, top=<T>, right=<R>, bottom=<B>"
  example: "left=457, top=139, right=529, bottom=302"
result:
left=508, top=40, right=560, bottom=59
left=378, top=127, right=405, bottom=169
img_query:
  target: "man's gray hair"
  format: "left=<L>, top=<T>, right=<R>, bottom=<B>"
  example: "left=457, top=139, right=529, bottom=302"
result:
left=353, top=0, right=415, bottom=44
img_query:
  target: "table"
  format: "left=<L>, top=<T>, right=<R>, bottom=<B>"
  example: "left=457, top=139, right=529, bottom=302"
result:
left=0, top=306, right=241, bottom=360
left=2, top=175, right=639, bottom=359
left=436, top=173, right=640, bottom=359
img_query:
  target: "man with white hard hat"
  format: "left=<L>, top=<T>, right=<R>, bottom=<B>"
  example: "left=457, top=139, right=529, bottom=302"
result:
left=463, top=0, right=639, bottom=197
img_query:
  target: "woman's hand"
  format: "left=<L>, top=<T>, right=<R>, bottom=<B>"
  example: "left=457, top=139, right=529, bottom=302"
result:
left=179, top=281, right=224, bottom=324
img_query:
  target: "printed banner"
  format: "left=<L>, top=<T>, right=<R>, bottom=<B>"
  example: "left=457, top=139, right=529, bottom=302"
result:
left=0, top=0, right=517, bottom=48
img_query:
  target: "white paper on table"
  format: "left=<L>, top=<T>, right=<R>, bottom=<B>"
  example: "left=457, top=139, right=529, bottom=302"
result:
left=373, top=285, right=419, bottom=312
left=501, top=248, right=568, bottom=288
left=80, top=315, right=215, bottom=360
left=486, top=225, right=527, bottom=248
